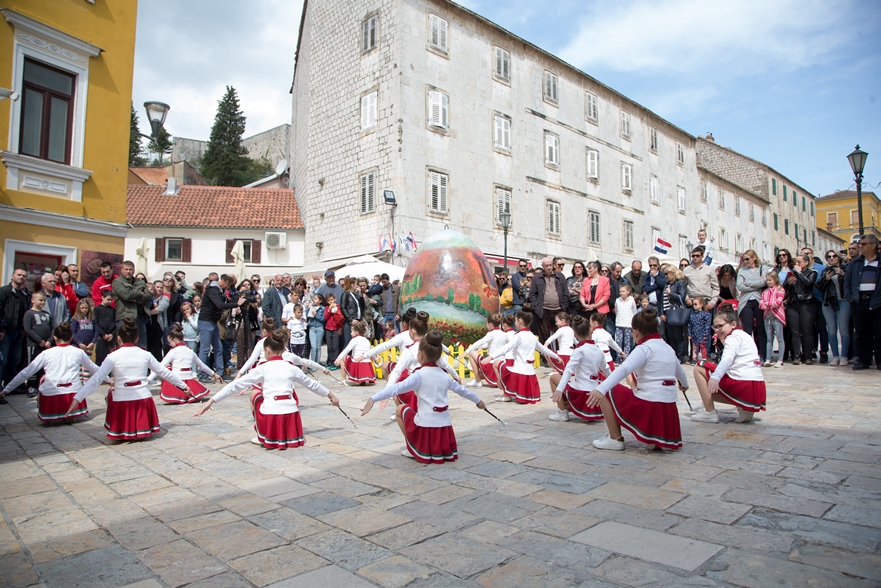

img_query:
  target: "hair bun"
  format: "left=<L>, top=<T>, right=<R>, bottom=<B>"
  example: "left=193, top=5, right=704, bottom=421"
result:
left=415, top=310, right=430, bottom=322
left=424, top=330, right=444, bottom=347
left=122, top=318, right=137, bottom=330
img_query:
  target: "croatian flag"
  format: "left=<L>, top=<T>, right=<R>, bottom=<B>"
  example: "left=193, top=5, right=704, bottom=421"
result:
left=654, top=237, right=672, bottom=255
left=407, top=232, right=418, bottom=250
left=388, top=234, right=396, bottom=253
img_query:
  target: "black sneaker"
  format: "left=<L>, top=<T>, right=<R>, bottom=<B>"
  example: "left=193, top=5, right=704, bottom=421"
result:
left=819, top=353, right=828, bottom=364
left=0, top=397, right=7, bottom=404
left=27, top=388, right=37, bottom=398
left=853, top=362, right=870, bottom=371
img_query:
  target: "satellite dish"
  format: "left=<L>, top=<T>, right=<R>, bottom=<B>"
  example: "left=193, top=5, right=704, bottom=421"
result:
left=275, top=159, right=288, bottom=175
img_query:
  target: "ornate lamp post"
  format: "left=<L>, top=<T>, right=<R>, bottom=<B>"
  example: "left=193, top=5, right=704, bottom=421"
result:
left=144, top=101, right=170, bottom=140
left=500, top=210, right=511, bottom=272
left=847, top=145, right=868, bottom=236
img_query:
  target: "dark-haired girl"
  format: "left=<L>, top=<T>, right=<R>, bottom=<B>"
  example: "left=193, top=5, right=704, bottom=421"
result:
left=148, top=327, right=220, bottom=404
left=2, top=322, right=99, bottom=421
left=195, top=329, right=340, bottom=450
left=485, top=310, right=559, bottom=404
left=362, top=330, right=485, bottom=464
left=547, top=315, right=610, bottom=422
left=66, top=318, right=189, bottom=440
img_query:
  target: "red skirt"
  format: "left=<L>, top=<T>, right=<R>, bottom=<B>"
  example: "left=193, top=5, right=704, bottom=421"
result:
left=565, top=385, right=603, bottom=421
left=499, top=363, right=540, bottom=404
left=479, top=361, right=499, bottom=387
left=598, top=361, right=616, bottom=382
left=252, top=394, right=305, bottom=449
left=38, top=392, right=87, bottom=421
left=550, top=354, right=570, bottom=375
left=402, top=405, right=458, bottom=464
left=608, top=384, right=682, bottom=450
left=104, top=390, right=160, bottom=441
left=703, top=363, right=766, bottom=412
left=345, top=356, right=376, bottom=384
left=159, top=379, right=208, bottom=404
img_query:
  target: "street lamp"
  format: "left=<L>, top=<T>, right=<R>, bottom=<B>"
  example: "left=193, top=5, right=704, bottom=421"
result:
left=144, top=101, right=170, bottom=140
left=847, top=145, right=868, bottom=236
left=500, top=210, right=512, bottom=273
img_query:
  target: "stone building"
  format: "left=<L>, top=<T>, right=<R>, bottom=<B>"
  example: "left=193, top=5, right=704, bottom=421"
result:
left=815, top=190, right=881, bottom=245
left=289, top=0, right=816, bottom=268
left=171, top=124, right=290, bottom=172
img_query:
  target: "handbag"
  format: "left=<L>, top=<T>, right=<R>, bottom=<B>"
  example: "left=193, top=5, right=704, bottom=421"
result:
left=666, top=306, right=691, bottom=327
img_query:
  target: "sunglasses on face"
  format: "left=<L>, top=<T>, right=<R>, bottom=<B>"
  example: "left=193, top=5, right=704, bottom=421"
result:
left=691, top=254, right=702, bottom=258
left=649, top=264, right=659, bottom=268
left=826, top=254, right=838, bottom=259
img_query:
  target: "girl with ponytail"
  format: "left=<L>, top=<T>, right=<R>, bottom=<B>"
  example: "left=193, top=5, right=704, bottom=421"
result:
left=148, top=327, right=221, bottom=404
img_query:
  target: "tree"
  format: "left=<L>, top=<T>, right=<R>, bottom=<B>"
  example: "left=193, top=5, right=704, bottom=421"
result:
left=200, top=86, right=250, bottom=186
left=129, top=103, right=147, bottom=166
left=147, top=127, right=173, bottom=166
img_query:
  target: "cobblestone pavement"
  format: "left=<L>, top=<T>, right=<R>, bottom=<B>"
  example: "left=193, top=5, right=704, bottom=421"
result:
left=1, top=363, right=880, bottom=588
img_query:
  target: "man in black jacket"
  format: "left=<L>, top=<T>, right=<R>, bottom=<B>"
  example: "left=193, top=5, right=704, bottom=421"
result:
left=0, top=268, right=30, bottom=394
left=198, top=273, right=244, bottom=380
left=528, top=256, right=569, bottom=343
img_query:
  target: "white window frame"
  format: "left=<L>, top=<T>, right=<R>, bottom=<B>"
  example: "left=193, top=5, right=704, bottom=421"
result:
left=650, top=175, right=660, bottom=204
left=620, top=111, right=631, bottom=139
left=736, top=233, right=743, bottom=255
left=762, top=209, right=768, bottom=228
left=621, top=162, right=632, bottom=192
left=588, top=210, right=601, bottom=244
left=677, top=186, right=686, bottom=213
left=166, top=238, right=183, bottom=261
left=652, top=227, right=662, bottom=248
left=700, top=180, right=708, bottom=203
left=584, top=91, right=598, bottom=123
left=493, top=46, right=510, bottom=82
left=547, top=200, right=561, bottom=236
left=493, top=114, right=511, bottom=151
left=749, top=203, right=755, bottom=222
left=360, top=90, right=377, bottom=130
left=720, top=227, right=728, bottom=250
left=677, top=142, right=685, bottom=165
left=718, top=188, right=726, bottom=210
left=361, top=15, right=378, bottom=53
left=735, top=196, right=741, bottom=217
left=2, top=10, right=100, bottom=201
left=679, top=235, right=689, bottom=259
left=360, top=170, right=376, bottom=214
left=495, top=186, right=512, bottom=226
left=428, top=14, right=448, bottom=53
left=545, top=132, right=560, bottom=167
left=623, top=220, right=634, bottom=251
left=827, top=211, right=838, bottom=228
left=427, top=89, right=449, bottom=130
left=543, top=70, right=558, bottom=104
left=586, top=149, right=599, bottom=180
left=650, top=127, right=658, bottom=152
left=428, top=170, right=448, bottom=214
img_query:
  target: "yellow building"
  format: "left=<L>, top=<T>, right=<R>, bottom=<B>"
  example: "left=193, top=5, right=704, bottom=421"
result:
left=0, top=1, right=136, bottom=290
left=816, top=190, right=881, bottom=245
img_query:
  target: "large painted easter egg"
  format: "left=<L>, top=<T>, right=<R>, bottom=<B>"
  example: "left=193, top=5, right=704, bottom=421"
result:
left=400, top=230, right=500, bottom=346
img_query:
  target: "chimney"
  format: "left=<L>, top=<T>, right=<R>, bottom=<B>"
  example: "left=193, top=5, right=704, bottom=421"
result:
left=705, top=132, right=715, bottom=142
left=163, top=177, right=178, bottom=195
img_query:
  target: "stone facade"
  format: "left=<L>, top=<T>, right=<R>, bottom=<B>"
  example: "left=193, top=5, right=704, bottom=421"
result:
left=171, top=124, right=290, bottom=171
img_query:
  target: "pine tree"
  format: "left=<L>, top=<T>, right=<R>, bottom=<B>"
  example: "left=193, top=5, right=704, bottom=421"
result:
left=129, top=103, right=147, bottom=166
left=147, top=126, right=173, bottom=166
left=200, top=86, right=250, bottom=186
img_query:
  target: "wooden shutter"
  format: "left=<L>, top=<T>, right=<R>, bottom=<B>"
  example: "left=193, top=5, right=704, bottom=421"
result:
left=251, top=240, right=261, bottom=264
left=361, top=92, right=376, bottom=129
left=226, top=239, right=235, bottom=264
left=181, top=238, right=192, bottom=263
left=155, top=238, right=166, bottom=262
left=587, top=150, right=598, bottom=178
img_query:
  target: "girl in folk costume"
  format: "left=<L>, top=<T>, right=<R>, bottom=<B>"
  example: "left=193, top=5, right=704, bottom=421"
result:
left=586, top=308, right=688, bottom=451
left=362, top=307, right=417, bottom=378
left=547, top=316, right=611, bottom=422
left=238, top=319, right=328, bottom=377
left=361, top=330, right=485, bottom=464
left=194, top=329, right=340, bottom=449
left=1, top=323, right=99, bottom=421
left=463, top=313, right=508, bottom=388
left=148, top=327, right=221, bottom=404
left=65, top=318, right=189, bottom=440
left=691, top=309, right=767, bottom=424
left=589, top=312, right=625, bottom=372
left=485, top=313, right=516, bottom=389
left=484, top=310, right=559, bottom=404
left=335, top=320, right=376, bottom=384
left=545, top=312, right=575, bottom=374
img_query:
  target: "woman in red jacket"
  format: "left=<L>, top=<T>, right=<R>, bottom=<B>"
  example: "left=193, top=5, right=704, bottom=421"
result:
left=579, top=261, right=611, bottom=316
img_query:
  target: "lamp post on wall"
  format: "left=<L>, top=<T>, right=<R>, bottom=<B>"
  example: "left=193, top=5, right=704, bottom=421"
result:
left=500, top=210, right=511, bottom=273
left=847, top=145, right=868, bottom=236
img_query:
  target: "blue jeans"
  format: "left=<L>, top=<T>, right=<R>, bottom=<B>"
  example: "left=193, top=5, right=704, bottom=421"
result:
left=198, top=320, right=223, bottom=375
left=0, top=329, right=24, bottom=387
left=308, top=327, right=324, bottom=364
left=821, top=299, right=851, bottom=358
left=383, top=313, right=399, bottom=332
left=764, top=314, right=785, bottom=362
left=503, top=305, right=521, bottom=317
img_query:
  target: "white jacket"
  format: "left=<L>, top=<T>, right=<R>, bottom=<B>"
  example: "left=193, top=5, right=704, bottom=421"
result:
left=545, top=325, right=575, bottom=356
left=240, top=337, right=324, bottom=374
left=371, top=365, right=481, bottom=427
left=148, top=344, right=214, bottom=382
left=212, top=357, right=329, bottom=415
left=367, top=331, right=452, bottom=359
left=595, top=335, right=687, bottom=403
left=712, top=329, right=764, bottom=382
left=491, top=329, right=558, bottom=375
left=556, top=340, right=611, bottom=392
left=75, top=344, right=186, bottom=402
left=592, top=328, right=623, bottom=363
left=339, top=335, right=371, bottom=359
left=3, top=344, right=100, bottom=396
left=388, top=340, right=459, bottom=384
left=464, top=328, right=509, bottom=357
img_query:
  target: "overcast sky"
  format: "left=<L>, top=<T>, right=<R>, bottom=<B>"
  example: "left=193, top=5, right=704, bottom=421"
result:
left=133, top=0, right=881, bottom=197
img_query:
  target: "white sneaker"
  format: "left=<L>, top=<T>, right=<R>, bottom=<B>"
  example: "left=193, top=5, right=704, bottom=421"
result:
left=735, top=407, right=754, bottom=423
left=467, top=379, right=479, bottom=386
left=691, top=408, right=720, bottom=423
left=548, top=409, right=570, bottom=422
left=592, top=432, right=624, bottom=451
left=400, top=448, right=415, bottom=458
left=250, top=437, right=262, bottom=445
left=390, top=414, right=397, bottom=421
left=494, top=395, right=512, bottom=402
left=762, top=360, right=773, bottom=367
left=838, top=356, right=848, bottom=367
left=774, top=361, right=784, bottom=368
left=828, top=356, right=840, bottom=366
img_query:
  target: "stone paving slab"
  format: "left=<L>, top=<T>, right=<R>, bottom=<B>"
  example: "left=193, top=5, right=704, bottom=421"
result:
left=1, top=364, right=880, bottom=586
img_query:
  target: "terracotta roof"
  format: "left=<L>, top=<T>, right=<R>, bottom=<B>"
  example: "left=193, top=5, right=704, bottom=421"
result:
left=127, top=185, right=302, bottom=229
left=129, top=167, right=170, bottom=186
left=817, top=190, right=880, bottom=202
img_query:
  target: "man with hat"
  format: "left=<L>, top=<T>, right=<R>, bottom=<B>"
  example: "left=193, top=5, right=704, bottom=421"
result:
left=315, top=269, right=344, bottom=304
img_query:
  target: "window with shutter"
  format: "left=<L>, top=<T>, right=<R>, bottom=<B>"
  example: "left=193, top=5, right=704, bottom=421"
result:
left=181, top=238, right=192, bottom=263
left=718, top=188, right=725, bottom=210
left=362, top=15, right=378, bottom=53
left=783, top=185, right=787, bottom=201
left=650, top=128, right=658, bottom=151
left=226, top=239, right=235, bottom=264
left=774, top=213, right=778, bottom=231
left=827, top=212, right=838, bottom=228
left=621, top=163, right=632, bottom=191
left=547, top=201, right=561, bottom=235
left=155, top=238, right=166, bottom=262
left=735, top=196, right=741, bottom=216
left=543, top=71, right=558, bottom=104
left=650, top=176, right=659, bottom=203
left=652, top=228, right=661, bottom=248
left=700, top=180, right=708, bottom=202
left=586, top=149, right=598, bottom=179
left=620, top=111, right=631, bottom=138
left=677, top=186, right=686, bottom=212
left=762, top=209, right=768, bottom=227
left=495, top=187, right=511, bottom=225
left=545, top=132, right=559, bottom=166
left=249, top=239, right=260, bottom=264
left=429, top=14, right=448, bottom=53
left=360, top=171, right=376, bottom=213
left=676, top=142, right=685, bottom=165
left=771, top=178, right=777, bottom=195
left=493, top=47, right=510, bottom=82
left=429, top=171, right=448, bottom=213
left=623, top=220, right=634, bottom=251
left=360, top=91, right=377, bottom=130
left=589, top=211, right=600, bottom=243
left=585, top=92, right=598, bottom=122
left=166, top=239, right=182, bottom=261
left=810, top=202, right=814, bottom=216
left=428, top=90, right=448, bottom=129
left=785, top=219, right=789, bottom=235
left=749, top=203, right=755, bottom=222
left=679, top=235, right=689, bottom=258
left=493, top=115, right=510, bottom=150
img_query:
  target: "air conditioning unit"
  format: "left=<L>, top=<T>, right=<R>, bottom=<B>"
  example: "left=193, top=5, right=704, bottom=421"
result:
left=265, top=232, right=287, bottom=250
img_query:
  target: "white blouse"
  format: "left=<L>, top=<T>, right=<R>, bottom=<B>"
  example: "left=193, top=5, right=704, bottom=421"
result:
left=491, top=329, right=558, bottom=375
left=595, top=336, right=687, bottom=403
left=545, top=325, right=575, bottom=356
left=712, top=329, right=763, bottom=382
left=148, top=344, right=214, bottom=382
left=211, top=357, right=329, bottom=415
left=371, top=365, right=481, bottom=427
left=555, top=340, right=611, bottom=392
left=75, top=344, right=186, bottom=402
left=3, top=344, right=100, bottom=396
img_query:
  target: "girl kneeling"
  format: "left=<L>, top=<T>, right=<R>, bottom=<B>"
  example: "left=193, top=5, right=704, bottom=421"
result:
left=547, top=316, right=610, bottom=422
left=150, top=327, right=221, bottom=403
